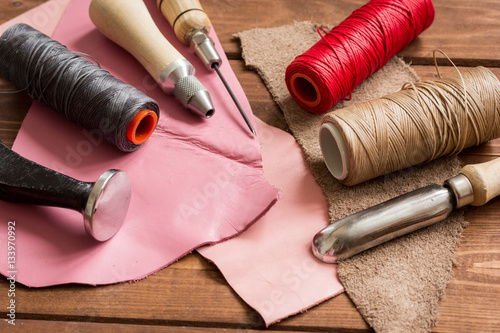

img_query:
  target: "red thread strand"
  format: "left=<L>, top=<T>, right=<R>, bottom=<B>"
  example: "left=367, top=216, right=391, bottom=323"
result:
left=285, top=0, right=435, bottom=114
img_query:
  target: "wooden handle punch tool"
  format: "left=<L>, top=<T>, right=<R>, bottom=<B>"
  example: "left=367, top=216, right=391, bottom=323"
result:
left=313, top=158, right=500, bottom=263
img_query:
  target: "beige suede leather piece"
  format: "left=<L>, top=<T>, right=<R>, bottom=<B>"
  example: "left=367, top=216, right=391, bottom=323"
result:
left=237, top=22, right=468, bottom=332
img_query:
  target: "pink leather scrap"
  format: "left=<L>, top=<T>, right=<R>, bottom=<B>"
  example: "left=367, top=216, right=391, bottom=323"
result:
left=0, top=0, right=278, bottom=287
left=199, top=118, right=344, bottom=326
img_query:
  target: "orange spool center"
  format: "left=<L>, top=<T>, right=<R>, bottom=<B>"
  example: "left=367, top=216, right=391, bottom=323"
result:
left=126, top=109, right=158, bottom=145
left=290, top=73, right=321, bottom=108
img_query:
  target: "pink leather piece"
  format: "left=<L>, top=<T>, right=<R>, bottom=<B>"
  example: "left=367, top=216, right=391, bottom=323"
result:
left=0, top=1, right=343, bottom=324
left=199, top=119, right=344, bottom=326
left=0, top=0, right=278, bottom=287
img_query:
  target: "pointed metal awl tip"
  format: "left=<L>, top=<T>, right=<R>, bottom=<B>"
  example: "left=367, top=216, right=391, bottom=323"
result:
left=213, top=64, right=256, bottom=136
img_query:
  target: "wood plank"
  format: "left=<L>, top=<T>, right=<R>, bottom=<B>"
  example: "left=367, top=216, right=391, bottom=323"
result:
left=401, top=0, right=500, bottom=66
left=0, top=252, right=370, bottom=331
left=0, top=79, right=32, bottom=148
left=1, top=0, right=500, bottom=64
left=203, top=0, right=364, bottom=57
left=2, top=319, right=307, bottom=332
left=202, top=0, right=500, bottom=66
left=435, top=200, right=500, bottom=332
left=413, top=65, right=500, bottom=81
left=0, top=0, right=49, bottom=25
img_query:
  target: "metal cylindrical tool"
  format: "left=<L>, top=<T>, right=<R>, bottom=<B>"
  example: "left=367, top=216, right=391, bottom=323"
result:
left=313, top=157, right=500, bottom=263
left=158, top=0, right=256, bottom=135
left=0, top=140, right=131, bottom=241
left=89, top=0, right=215, bottom=118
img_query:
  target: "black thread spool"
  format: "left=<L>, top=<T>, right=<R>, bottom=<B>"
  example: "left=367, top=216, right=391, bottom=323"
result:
left=0, top=139, right=131, bottom=241
left=0, top=23, right=160, bottom=152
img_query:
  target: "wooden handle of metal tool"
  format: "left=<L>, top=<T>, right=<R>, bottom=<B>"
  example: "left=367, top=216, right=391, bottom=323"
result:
left=461, top=157, right=500, bottom=206
left=89, top=0, right=184, bottom=82
left=157, top=0, right=211, bottom=44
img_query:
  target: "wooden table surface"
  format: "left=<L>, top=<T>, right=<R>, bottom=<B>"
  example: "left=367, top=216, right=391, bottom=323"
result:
left=1, top=0, right=500, bottom=332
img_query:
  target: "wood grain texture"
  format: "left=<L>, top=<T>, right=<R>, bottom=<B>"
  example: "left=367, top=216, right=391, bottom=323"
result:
left=158, top=0, right=210, bottom=44
left=0, top=78, right=31, bottom=147
left=200, top=0, right=500, bottom=66
left=0, top=1, right=500, bottom=332
left=0, top=0, right=48, bottom=25
left=0, top=319, right=328, bottom=332
left=0, top=253, right=369, bottom=331
left=401, top=0, right=500, bottom=66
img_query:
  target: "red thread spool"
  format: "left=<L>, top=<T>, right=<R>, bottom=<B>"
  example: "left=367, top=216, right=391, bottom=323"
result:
left=285, top=0, right=435, bottom=114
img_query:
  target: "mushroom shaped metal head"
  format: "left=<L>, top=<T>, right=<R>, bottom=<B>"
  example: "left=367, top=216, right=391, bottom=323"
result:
left=84, top=170, right=131, bottom=241
left=312, top=228, right=339, bottom=264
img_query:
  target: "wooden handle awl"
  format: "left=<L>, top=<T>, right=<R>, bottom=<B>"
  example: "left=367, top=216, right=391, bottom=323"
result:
left=89, top=0, right=215, bottom=118
left=157, top=0, right=211, bottom=43
left=89, top=0, right=184, bottom=82
left=461, top=157, right=500, bottom=206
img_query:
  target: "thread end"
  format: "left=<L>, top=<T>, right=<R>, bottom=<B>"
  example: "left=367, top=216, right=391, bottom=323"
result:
left=127, top=109, right=158, bottom=145
left=319, top=122, right=349, bottom=181
left=290, top=73, right=321, bottom=109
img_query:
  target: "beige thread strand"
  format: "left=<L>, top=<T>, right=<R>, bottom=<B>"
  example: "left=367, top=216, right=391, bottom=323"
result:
left=322, top=66, right=500, bottom=185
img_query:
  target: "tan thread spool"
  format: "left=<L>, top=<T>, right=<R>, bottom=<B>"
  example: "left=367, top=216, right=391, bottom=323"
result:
left=319, top=66, right=500, bottom=186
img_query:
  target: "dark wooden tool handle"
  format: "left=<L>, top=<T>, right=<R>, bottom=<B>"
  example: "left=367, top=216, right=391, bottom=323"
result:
left=0, top=140, right=93, bottom=211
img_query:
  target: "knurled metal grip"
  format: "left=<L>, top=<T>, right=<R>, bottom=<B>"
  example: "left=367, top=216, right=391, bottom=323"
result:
left=158, top=58, right=214, bottom=118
